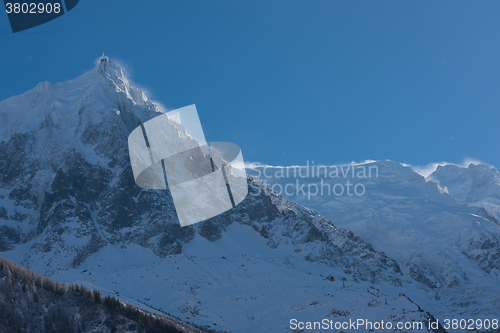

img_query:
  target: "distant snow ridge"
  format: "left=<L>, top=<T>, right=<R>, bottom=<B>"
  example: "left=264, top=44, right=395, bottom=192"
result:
left=428, top=163, right=500, bottom=222
left=0, top=57, right=498, bottom=332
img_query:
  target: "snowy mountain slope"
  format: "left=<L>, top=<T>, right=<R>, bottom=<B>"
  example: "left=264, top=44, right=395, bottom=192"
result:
left=0, top=58, right=454, bottom=332
left=46, top=222, right=447, bottom=333
left=428, top=163, right=500, bottom=223
left=247, top=161, right=500, bottom=321
left=3, top=175, right=444, bottom=332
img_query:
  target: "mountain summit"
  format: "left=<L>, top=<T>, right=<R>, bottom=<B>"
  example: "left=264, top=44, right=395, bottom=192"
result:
left=0, top=56, right=156, bottom=144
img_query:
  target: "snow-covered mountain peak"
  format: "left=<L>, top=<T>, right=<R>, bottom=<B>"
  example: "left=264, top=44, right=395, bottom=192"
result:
left=97, top=55, right=122, bottom=80
left=428, top=162, right=500, bottom=221
left=0, top=57, right=160, bottom=145
left=32, top=80, right=53, bottom=93
left=95, top=56, right=149, bottom=106
left=430, top=163, right=499, bottom=187
left=428, top=163, right=500, bottom=201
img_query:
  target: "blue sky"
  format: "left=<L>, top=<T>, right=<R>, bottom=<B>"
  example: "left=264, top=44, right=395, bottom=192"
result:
left=1, top=0, right=499, bottom=169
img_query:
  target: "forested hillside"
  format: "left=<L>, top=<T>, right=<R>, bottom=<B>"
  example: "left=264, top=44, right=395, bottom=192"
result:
left=0, top=257, right=203, bottom=333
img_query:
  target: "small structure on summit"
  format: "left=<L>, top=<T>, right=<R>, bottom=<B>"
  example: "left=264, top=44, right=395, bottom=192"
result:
left=98, top=52, right=110, bottom=73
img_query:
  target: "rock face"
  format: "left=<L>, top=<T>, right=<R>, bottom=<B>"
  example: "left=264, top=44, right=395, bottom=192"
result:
left=0, top=57, right=497, bottom=332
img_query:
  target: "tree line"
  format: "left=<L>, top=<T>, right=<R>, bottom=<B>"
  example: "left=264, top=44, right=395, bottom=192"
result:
left=0, top=257, right=205, bottom=333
